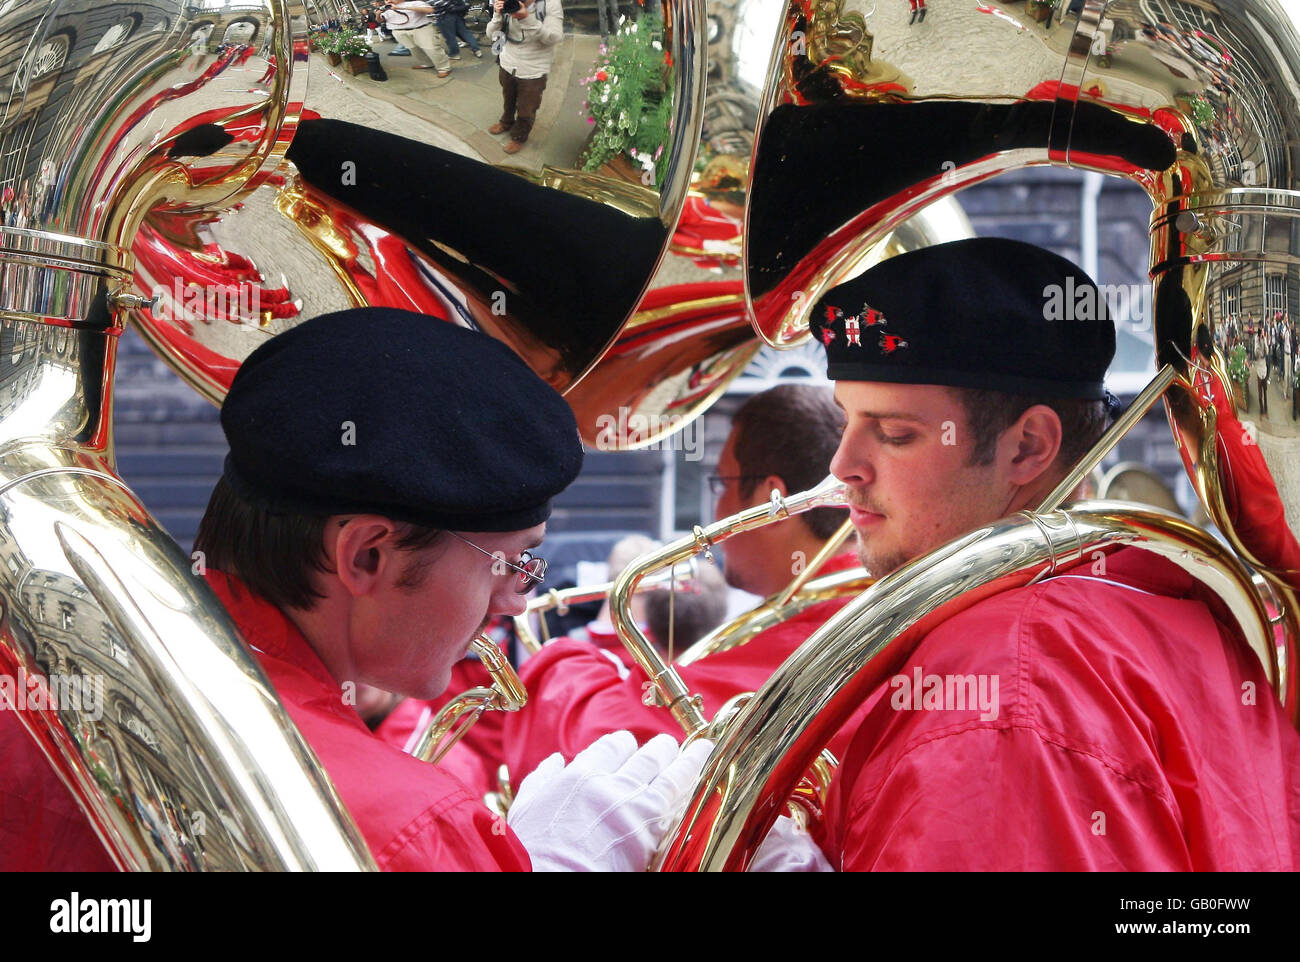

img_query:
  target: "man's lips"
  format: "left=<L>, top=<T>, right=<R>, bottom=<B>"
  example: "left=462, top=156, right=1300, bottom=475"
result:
left=848, top=505, right=885, bottom=526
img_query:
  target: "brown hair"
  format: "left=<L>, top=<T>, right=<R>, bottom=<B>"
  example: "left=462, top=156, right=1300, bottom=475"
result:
left=194, top=475, right=444, bottom=612
left=731, top=384, right=847, bottom=539
left=644, top=561, right=728, bottom=653
left=952, top=388, right=1111, bottom=469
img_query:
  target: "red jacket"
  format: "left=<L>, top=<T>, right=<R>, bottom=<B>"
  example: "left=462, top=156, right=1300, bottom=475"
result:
left=823, top=547, right=1300, bottom=870
left=503, top=554, right=868, bottom=781
left=0, top=572, right=529, bottom=871
left=375, top=654, right=507, bottom=799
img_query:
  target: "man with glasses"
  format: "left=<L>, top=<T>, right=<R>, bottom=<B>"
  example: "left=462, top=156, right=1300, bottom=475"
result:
left=0, top=307, right=709, bottom=871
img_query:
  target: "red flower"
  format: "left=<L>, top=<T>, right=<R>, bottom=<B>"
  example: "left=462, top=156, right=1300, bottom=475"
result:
left=596, top=69, right=608, bottom=81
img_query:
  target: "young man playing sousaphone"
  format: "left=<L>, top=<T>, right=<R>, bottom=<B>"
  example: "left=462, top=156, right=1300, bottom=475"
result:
left=802, top=237, right=1300, bottom=870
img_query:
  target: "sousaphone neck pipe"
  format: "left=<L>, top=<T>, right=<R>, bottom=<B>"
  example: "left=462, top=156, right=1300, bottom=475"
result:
left=609, top=475, right=848, bottom=736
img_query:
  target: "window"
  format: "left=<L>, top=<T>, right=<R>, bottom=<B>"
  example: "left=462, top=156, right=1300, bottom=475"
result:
left=1223, top=282, right=1242, bottom=321
left=1266, top=274, right=1286, bottom=318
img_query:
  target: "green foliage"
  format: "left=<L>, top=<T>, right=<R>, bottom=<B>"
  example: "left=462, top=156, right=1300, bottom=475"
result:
left=581, top=13, right=674, bottom=189
left=1227, top=343, right=1249, bottom=385
left=315, top=27, right=370, bottom=57
left=333, top=28, right=373, bottom=59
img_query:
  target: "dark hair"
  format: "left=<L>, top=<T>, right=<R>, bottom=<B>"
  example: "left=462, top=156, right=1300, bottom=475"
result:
left=644, top=562, right=728, bottom=654
left=193, top=475, right=444, bottom=612
left=731, top=384, right=846, bottom=539
left=952, top=388, right=1111, bottom=469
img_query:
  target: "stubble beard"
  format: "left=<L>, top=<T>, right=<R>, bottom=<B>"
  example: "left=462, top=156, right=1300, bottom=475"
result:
left=854, top=531, right=908, bottom=579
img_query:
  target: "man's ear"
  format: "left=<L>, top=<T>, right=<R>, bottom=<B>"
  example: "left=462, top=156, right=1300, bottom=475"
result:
left=330, top=516, right=400, bottom=597
left=1002, top=404, right=1063, bottom=486
left=761, top=474, right=788, bottom=501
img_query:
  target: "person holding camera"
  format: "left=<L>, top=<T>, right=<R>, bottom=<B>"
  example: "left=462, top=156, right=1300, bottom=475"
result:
left=382, top=0, right=453, bottom=77
left=486, top=0, right=563, bottom=154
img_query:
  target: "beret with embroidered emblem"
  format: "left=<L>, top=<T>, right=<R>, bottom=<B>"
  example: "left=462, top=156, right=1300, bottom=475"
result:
left=809, top=237, right=1116, bottom=399
left=220, top=307, right=583, bottom=531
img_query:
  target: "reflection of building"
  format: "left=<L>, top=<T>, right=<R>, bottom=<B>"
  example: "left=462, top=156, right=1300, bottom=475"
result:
left=0, top=506, right=222, bottom=868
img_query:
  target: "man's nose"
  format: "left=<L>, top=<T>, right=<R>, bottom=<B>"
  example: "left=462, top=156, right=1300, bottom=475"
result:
left=829, top=433, right=873, bottom=485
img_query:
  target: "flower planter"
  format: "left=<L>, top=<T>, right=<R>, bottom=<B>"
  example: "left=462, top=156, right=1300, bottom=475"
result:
left=1231, top=380, right=1248, bottom=409
left=344, top=55, right=368, bottom=76
left=1026, top=2, right=1054, bottom=22
left=326, top=51, right=342, bottom=65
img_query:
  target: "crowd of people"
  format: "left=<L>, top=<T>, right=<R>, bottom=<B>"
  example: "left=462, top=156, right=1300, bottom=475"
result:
left=1220, top=309, right=1300, bottom=420
left=319, top=0, right=562, bottom=153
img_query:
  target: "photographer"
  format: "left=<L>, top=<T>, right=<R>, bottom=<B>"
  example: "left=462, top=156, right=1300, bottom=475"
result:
left=382, top=0, right=452, bottom=77
left=436, top=0, right=483, bottom=59
left=486, top=0, right=563, bottom=154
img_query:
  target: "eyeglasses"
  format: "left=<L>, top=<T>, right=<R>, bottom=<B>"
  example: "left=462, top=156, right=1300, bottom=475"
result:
left=706, top=474, right=768, bottom=495
left=447, top=532, right=547, bottom=593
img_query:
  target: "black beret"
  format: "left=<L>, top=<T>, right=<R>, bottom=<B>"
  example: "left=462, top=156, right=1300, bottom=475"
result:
left=220, top=308, right=584, bottom=531
left=809, top=237, right=1116, bottom=399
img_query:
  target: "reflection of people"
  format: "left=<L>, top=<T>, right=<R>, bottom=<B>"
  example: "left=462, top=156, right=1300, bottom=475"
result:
left=1293, top=351, right=1300, bottom=421
left=1255, top=350, right=1270, bottom=416
left=486, top=0, right=564, bottom=154
left=596, top=0, right=619, bottom=36
left=802, top=238, right=1300, bottom=870
left=362, top=6, right=382, bottom=43
left=436, top=0, right=482, bottom=58
left=906, top=0, right=926, bottom=24
left=383, top=0, right=452, bottom=76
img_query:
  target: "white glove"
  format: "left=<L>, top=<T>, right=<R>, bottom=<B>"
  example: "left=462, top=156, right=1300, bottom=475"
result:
left=749, top=814, right=833, bottom=872
left=508, top=730, right=713, bottom=872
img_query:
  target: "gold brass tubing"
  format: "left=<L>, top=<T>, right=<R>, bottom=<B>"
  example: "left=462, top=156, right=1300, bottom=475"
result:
left=774, top=518, right=854, bottom=609
left=514, top=561, right=700, bottom=655
left=658, top=503, right=1277, bottom=871
left=1038, top=365, right=1178, bottom=513
left=609, top=476, right=847, bottom=735
left=411, top=635, right=526, bottom=764
left=676, top=566, right=873, bottom=667
left=625, top=294, right=746, bottom=330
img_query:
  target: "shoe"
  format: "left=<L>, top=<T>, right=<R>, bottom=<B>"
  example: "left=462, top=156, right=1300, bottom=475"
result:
left=918, top=6, right=926, bottom=21
left=488, top=121, right=510, bottom=134
left=437, top=69, right=451, bottom=77
left=412, top=63, right=435, bottom=69
left=458, top=40, right=468, bottom=47
left=473, top=49, right=483, bottom=58
left=391, top=45, right=410, bottom=54
left=503, top=140, right=524, bottom=154
left=909, top=8, right=917, bottom=23
left=449, top=54, right=462, bottom=59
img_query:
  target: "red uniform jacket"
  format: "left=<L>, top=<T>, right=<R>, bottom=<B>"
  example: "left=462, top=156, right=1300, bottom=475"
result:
left=503, top=554, right=867, bottom=781
left=823, top=547, right=1300, bottom=870
left=376, top=654, right=507, bottom=799
left=0, top=572, right=529, bottom=871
